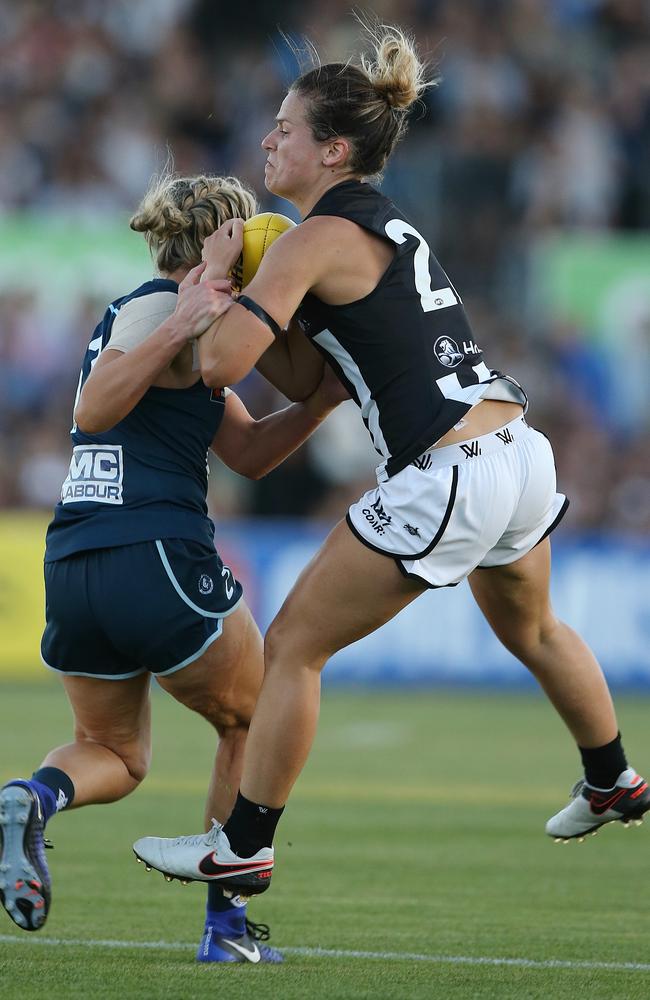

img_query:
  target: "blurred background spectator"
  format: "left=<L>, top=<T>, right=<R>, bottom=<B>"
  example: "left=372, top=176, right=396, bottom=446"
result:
left=0, top=0, right=649, bottom=534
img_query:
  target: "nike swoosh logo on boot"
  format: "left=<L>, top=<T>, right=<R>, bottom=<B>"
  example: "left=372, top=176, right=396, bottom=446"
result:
left=221, top=938, right=261, bottom=963
left=589, top=788, right=628, bottom=814
left=198, top=853, right=272, bottom=877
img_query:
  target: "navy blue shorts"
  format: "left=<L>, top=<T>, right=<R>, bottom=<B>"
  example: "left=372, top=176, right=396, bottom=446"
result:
left=41, top=538, right=243, bottom=680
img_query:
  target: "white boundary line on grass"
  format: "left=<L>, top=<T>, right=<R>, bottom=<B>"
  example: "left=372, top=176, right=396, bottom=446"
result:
left=1, top=934, right=650, bottom=973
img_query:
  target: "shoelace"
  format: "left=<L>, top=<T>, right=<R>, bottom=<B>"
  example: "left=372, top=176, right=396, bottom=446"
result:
left=171, top=819, right=222, bottom=848
left=569, top=778, right=585, bottom=800
left=245, top=918, right=271, bottom=942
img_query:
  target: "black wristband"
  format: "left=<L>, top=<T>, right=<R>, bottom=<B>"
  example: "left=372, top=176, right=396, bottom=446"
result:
left=237, top=295, right=282, bottom=338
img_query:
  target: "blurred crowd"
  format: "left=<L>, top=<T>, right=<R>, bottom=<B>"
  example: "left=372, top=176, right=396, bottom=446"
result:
left=1, top=0, right=649, bottom=534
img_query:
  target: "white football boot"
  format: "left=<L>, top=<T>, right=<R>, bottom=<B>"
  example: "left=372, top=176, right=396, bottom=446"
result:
left=133, top=820, right=273, bottom=895
left=546, top=768, right=650, bottom=842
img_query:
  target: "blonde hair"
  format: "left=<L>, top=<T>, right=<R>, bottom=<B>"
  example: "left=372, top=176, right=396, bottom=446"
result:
left=292, top=20, right=435, bottom=176
left=365, top=25, right=428, bottom=106
left=130, top=173, right=258, bottom=274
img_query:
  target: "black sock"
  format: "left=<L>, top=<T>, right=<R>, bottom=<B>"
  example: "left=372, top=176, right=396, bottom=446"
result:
left=207, top=882, right=241, bottom=915
left=32, top=767, right=75, bottom=808
left=223, top=792, right=284, bottom=857
left=580, top=733, right=628, bottom=789
left=29, top=767, right=75, bottom=824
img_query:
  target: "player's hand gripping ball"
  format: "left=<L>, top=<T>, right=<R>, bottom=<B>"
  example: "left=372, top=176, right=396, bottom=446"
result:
left=231, top=213, right=295, bottom=292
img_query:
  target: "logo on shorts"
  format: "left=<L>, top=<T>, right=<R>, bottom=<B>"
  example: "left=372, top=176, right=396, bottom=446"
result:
left=198, top=574, right=214, bottom=595
left=371, top=498, right=391, bottom=524
left=496, top=427, right=514, bottom=445
left=460, top=441, right=482, bottom=459
left=361, top=496, right=392, bottom=535
left=61, top=445, right=124, bottom=505
left=434, top=336, right=464, bottom=368
left=412, top=454, right=433, bottom=472
left=403, top=523, right=421, bottom=537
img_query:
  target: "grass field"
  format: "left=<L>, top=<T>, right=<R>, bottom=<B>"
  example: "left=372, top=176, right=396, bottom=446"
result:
left=1, top=679, right=649, bottom=999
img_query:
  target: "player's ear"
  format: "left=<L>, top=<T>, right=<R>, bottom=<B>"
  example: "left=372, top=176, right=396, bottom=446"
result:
left=322, top=137, right=350, bottom=168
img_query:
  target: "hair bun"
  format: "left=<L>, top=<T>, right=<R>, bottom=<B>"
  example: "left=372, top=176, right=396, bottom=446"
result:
left=129, top=172, right=258, bottom=274
left=362, top=25, right=427, bottom=112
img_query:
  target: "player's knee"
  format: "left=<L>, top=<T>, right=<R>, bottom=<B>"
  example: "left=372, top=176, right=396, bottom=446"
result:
left=73, top=726, right=151, bottom=784
left=264, top=612, right=328, bottom=673
left=497, top=611, right=559, bottom=660
left=264, top=615, right=285, bottom=666
left=123, top=743, right=151, bottom=784
left=187, top=688, right=252, bottom=732
left=264, top=610, right=303, bottom=667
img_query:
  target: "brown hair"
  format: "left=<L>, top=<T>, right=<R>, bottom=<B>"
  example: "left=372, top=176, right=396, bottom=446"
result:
left=130, top=173, right=258, bottom=274
left=292, top=22, right=434, bottom=177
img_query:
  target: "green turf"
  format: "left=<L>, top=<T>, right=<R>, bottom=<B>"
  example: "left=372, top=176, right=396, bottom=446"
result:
left=1, top=680, right=649, bottom=999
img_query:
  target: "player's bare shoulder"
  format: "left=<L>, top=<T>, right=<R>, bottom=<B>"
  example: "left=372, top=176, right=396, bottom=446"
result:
left=266, top=215, right=357, bottom=259
left=300, top=215, right=393, bottom=304
left=299, top=214, right=366, bottom=248
left=247, top=216, right=343, bottom=294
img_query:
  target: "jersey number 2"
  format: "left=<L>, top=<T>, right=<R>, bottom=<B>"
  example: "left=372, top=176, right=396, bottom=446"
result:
left=384, top=219, right=460, bottom=313
left=384, top=219, right=491, bottom=405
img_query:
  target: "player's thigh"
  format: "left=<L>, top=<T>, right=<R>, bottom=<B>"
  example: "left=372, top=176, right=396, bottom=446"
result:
left=60, top=672, right=152, bottom=768
left=469, top=537, right=555, bottom=652
left=267, top=519, right=426, bottom=666
left=156, top=601, right=263, bottom=728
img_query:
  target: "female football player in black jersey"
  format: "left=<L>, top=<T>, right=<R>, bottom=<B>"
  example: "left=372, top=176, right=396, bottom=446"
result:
left=0, top=172, right=347, bottom=961
left=132, top=21, right=649, bottom=894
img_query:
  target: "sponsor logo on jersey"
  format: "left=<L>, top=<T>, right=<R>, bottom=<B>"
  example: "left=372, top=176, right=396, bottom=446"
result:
left=462, top=340, right=481, bottom=355
left=61, top=445, right=124, bottom=505
left=433, top=336, right=464, bottom=368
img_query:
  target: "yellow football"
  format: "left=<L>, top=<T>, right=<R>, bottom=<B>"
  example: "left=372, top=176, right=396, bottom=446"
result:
left=231, top=212, right=296, bottom=291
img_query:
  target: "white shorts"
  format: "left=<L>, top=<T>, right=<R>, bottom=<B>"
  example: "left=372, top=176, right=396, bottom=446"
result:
left=346, top=416, right=568, bottom=588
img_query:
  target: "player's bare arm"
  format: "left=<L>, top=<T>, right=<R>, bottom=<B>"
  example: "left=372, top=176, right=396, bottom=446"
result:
left=254, top=317, right=325, bottom=403
left=75, top=273, right=233, bottom=434
left=210, top=367, right=349, bottom=479
left=197, top=217, right=375, bottom=390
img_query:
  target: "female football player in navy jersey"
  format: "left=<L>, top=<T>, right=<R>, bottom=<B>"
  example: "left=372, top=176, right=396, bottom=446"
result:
left=0, top=172, right=347, bottom=961
left=133, top=22, right=648, bottom=894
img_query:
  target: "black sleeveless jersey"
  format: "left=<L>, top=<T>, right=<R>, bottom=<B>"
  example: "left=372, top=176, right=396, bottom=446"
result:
left=45, top=279, right=226, bottom=562
left=298, top=180, right=526, bottom=481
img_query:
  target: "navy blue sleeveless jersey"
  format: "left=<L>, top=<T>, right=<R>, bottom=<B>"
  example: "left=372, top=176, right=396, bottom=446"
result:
left=45, top=279, right=225, bottom=562
left=298, top=180, right=526, bottom=481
